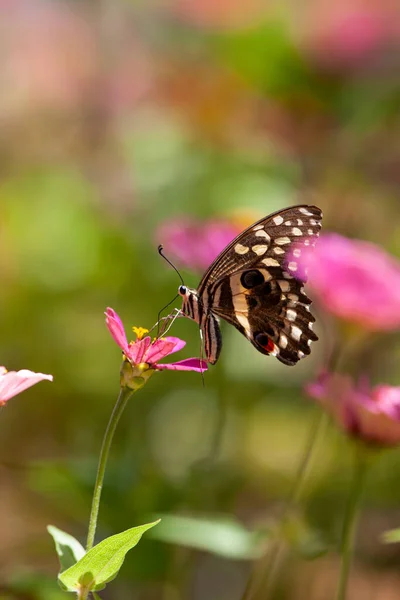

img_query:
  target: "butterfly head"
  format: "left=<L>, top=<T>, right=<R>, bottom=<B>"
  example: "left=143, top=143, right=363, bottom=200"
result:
left=178, top=285, right=188, bottom=297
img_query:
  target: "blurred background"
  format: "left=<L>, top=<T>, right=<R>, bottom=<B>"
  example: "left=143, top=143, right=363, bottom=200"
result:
left=0, top=0, right=400, bottom=598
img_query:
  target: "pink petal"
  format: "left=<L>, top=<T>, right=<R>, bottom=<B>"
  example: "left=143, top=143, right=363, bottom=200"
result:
left=129, top=336, right=152, bottom=364
left=162, top=337, right=186, bottom=353
left=156, top=358, right=208, bottom=372
left=105, top=307, right=129, bottom=354
left=0, top=369, right=53, bottom=403
left=305, top=234, right=400, bottom=331
left=305, top=371, right=400, bottom=447
left=144, top=339, right=179, bottom=363
left=157, top=218, right=240, bottom=272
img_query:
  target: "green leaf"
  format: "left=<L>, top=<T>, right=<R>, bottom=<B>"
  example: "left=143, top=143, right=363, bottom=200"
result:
left=58, top=521, right=160, bottom=593
left=382, top=528, right=400, bottom=543
left=213, top=21, right=316, bottom=98
left=149, top=514, right=265, bottom=560
left=47, top=525, right=86, bottom=572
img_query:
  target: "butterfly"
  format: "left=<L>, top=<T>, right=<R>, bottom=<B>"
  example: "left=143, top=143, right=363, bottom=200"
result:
left=177, top=205, right=322, bottom=366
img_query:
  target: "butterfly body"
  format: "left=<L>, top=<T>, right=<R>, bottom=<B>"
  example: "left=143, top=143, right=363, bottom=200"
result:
left=178, top=205, right=322, bottom=366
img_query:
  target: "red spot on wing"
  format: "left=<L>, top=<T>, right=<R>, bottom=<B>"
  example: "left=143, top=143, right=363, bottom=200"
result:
left=262, top=338, right=275, bottom=353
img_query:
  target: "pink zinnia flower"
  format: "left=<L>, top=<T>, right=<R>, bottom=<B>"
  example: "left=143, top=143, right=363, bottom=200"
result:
left=157, top=218, right=241, bottom=272
left=302, top=233, right=400, bottom=331
left=0, top=366, right=53, bottom=406
left=105, top=308, right=207, bottom=374
left=306, top=372, right=400, bottom=446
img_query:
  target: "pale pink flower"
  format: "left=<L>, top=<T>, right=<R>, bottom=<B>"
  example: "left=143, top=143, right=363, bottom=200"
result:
left=105, top=308, right=207, bottom=373
left=0, top=366, right=53, bottom=406
left=306, top=372, right=400, bottom=446
left=0, top=0, right=97, bottom=116
left=157, top=218, right=240, bottom=272
left=301, top=233, right=400, bottom=331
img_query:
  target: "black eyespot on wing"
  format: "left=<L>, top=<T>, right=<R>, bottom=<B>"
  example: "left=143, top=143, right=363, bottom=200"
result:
left=247, top=296, right=259, bottom=309
left=254, top=331, right=275, bottom=353
left=260, top=281, right=272, bottom=295
left=241, top=269, right=264, bottom=289
left=255, top=333, right=270, bottom=345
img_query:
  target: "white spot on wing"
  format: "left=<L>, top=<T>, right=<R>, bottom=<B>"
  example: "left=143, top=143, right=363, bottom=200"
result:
left=253, top=224, right=264, bottom=231
left=275, top=236, right=291, bottom=245
left=304, top=239, right=310, bottom=246
left=255, top=230, right=271, bottom=241
left=287, top=308, right=297, bottom=322
left=274, top=247, right=285, bottom=255
left=273, top=215, right=284, bottom=225
left=293, top=248, right=301, bottom=258
left=279, top=334, right=288, bottom=349
left=285, top=220, right=292, bottom=226
left=292, top=227, right=302, bottom=236
left=299, top=208, right=314, bottom=216
left=252, top=244, right=268, bottom=256
left=262, top=257, right=280, bottom=267
left=278, top=280, right=290, bottom=292
left=235, top=243, right=249, bottom=255
left=291, top=325, right=302, bottom=341
left=298, top=350, right=305, bottom=358
left=288, top=261, right=298, bottom=272
left=262, top=269, right=273, bottom=281
left=308, top=229, right=313, bottom=235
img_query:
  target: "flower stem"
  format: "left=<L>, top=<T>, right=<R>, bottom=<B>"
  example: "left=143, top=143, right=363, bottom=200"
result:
left=336, top=452, right=367, bottom=600
left=241, top=410, right=329, bottom=600
left=290, top=411, right=329, bottom=507
left=86, top=386, right=134, bottom=551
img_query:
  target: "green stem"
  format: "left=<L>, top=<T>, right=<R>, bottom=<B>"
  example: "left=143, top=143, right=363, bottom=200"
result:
left=336, top=452, right=367, bottom=600
left=290, top=411, right=329, bottom=507
left=86, top=386, right=134, bottom=551
left=241, top=410, right=328, bottom=600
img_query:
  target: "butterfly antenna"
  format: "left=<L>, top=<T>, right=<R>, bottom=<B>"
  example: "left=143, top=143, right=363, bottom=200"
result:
left=158, top=244, right=185, bottom=286
left=157, top=245, right=186, bottom=337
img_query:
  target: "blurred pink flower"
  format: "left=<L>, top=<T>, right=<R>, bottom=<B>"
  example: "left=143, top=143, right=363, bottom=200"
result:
left=306, top=371, right=400, bottom=446
left=0, top=366, right=53, bottom=406
left=105, top=308, right=207, bottom=373
left=298, top=1, right=399, bottom=70
left=0, top=0, right=97, bottom=115
left=303, top=233, right=400, bottom=331
left=157, top=218, right=241, bottom=272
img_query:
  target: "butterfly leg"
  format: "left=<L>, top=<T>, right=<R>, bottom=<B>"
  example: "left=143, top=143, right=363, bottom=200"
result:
left=155, top=308, right=184, bottom=338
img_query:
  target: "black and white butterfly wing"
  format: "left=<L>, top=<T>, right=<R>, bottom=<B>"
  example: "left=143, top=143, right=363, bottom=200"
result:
left=197, top=205, right=322, bottom=366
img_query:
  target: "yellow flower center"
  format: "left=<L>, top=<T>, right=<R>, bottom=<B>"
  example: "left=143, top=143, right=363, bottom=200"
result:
left=132, top=326, right=149, bottom=340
